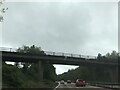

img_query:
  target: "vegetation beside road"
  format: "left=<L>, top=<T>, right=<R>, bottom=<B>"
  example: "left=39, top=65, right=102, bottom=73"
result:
left=2, top=45, right=57, bottom=88
left=57, top=50, right=119, bottom=83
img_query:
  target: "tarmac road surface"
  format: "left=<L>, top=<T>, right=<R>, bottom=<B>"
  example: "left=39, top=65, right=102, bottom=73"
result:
left=54, top=83, right=113, bottom=90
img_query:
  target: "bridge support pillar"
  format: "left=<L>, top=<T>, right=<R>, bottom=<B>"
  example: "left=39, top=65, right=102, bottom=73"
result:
left=38, top=60, right=43, bottom=81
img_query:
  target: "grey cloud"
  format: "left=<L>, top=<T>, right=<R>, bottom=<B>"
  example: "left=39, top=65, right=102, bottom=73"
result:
left=2, top=2, right=118, bottom=74
left=2, top=2, right=117, bottom=55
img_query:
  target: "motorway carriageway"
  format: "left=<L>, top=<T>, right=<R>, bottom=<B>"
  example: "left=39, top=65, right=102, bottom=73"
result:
left=54, top=82, right=114, bottom=90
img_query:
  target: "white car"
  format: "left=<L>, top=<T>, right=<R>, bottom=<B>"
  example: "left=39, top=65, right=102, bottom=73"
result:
left=60, top=80, right=65, bottom=84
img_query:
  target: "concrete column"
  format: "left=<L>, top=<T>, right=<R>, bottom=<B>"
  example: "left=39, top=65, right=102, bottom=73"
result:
left=38, top=60, right=43, bottom=81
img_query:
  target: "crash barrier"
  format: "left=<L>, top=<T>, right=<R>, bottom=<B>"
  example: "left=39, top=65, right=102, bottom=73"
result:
left=90, top=82, right=120, bottom=89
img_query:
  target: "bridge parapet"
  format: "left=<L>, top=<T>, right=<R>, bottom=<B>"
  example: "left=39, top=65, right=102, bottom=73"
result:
left=43, top=51, right=96, bottom=59
left=0, top=47, right=17, bottom=52
left=0, top=47, right=97, bottom=59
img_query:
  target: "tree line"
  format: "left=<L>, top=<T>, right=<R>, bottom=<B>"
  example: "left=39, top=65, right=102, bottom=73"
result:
left=2, top=45, right=119, bottom=88
left=58, top=50, right=119, bottom=83
left=2, top=45, right=57, bottom=88
left=97, top=50, right=119, bottom=61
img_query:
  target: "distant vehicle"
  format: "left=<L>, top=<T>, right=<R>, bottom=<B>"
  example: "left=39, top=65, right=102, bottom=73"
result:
left=76, top=79, right=86, bottom=87
left=67, top=80, right=71, bottom=84
left=60, top=80, right=65, bottom=84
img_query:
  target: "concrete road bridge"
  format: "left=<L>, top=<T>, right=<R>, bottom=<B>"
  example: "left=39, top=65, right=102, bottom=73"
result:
left=0, top=47, right=119, bottom=82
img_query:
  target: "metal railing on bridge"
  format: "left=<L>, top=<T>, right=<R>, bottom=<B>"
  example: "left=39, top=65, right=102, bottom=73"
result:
left=45, top=51, right=96, bottom=59
left=0, top=47, right=97, bottom=59
left=0, top=47, right=17, bottom=52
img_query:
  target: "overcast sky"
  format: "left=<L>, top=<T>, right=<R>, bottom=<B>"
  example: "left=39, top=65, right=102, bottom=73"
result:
left=1, top=1, right=118, bottom=74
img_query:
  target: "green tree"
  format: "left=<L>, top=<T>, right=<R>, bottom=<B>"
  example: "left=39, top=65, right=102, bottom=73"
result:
left=2, top=63, right=25, bottom=87
left=110, top=50, right=118, bottom=59
left=106, top=53, right=111, bottom=58
left=97, top=53, right=102, bottom=60
left=17, top=45, right=44, bottom=69
left=17, top=45, right=57, bottom=81
left=0, top=0, right=8, bottom=22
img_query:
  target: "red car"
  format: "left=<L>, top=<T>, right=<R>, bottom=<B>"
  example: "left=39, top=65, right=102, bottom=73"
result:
left=76, top=79, right=86, bottom=87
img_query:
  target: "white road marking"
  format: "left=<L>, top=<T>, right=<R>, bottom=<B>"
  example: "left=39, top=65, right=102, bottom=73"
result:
left=53, top=82, right=61, bottom=90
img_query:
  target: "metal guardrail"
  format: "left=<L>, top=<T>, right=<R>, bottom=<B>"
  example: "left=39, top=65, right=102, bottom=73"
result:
left=90, top=82, right=120, bottom=89
left=0, top=47, right=97, bottom=59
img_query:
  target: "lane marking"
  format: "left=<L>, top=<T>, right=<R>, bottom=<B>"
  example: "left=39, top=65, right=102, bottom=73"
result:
left=53, top=82, right=60, bottom=90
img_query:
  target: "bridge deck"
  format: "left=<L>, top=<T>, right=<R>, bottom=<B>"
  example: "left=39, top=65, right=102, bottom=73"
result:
left=1, top=51, right=119, bottom=66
